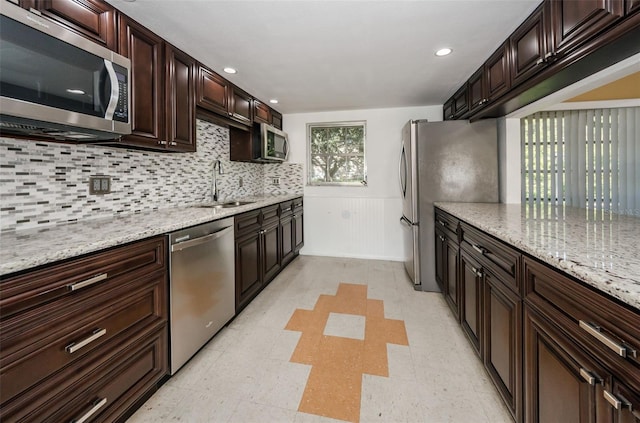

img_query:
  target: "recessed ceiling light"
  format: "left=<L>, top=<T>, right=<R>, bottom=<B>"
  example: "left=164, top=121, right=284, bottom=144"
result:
left=66, top=89, right=85, bottom=95
left=223, top=67, right=237, bottom=74
left=435, top=48, right=452, bottom=57
left=269, top=99, right=279, bottom=104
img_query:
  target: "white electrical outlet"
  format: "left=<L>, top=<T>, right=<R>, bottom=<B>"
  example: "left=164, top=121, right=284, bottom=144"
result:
left=272, top=177, right=280, bottom=185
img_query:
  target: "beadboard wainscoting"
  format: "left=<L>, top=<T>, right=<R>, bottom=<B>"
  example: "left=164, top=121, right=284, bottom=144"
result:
left=0, top=120, right=303, bottom=232
left=301, top=196, right=404, bottom=261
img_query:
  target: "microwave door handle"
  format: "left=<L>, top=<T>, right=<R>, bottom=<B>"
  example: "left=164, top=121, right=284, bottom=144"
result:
left=284, top=137, right=290, bottom=161
left=103, top=60, right=119, bottom=120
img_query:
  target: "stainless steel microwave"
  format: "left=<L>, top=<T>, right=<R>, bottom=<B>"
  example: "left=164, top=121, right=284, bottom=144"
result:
left=255, top=122, right=289, bottom=162
left=0, top=1, right=131, bottom=141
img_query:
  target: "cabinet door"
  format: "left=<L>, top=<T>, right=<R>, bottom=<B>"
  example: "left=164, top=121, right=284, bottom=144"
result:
left=484, top=42, right=511, bottom=101
left=294, top=210, right=304, bottom=252
left=32, top=0, right=117, bottom=50
left=435, top=229, right=446, bottom=290
left=443, top=98, right=455, bottom=121
left=271, top=110, right=283, bottom=130
left=550, top=0, right=624, bottom=57
left=230, top=86, right=253, bottom=125
left=483, top=271, right=522, bottom=423
left=262, top=221, right=281, bottom=284
left=524, top=305, right=611, bottom=423
left=280, top=214, right=295, bottom=265
left=467, top=68, right=485, bottom=115
left=254, top=100, right=271, bottom=124
left=197, top=66, right=229, bottom=116
left=460, top=249, right=483, bottom=356
left=165, top=45, right=196, bottom=152
left=452, top=84, right=469, bottom=118
left=510, top=3, right=550, bottom=87
left=118, top=16, right=165, bottom=148
left=235, top=232, right=262, bottom=311
left=608, top=381, right=640, bottom=423
left=628, top=0, right=640, bottom=14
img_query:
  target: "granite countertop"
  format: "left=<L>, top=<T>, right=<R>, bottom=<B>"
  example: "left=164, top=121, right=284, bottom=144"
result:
left=0, top=194, right=302, bottom=277
left=434, top=202, right=640, bottom=310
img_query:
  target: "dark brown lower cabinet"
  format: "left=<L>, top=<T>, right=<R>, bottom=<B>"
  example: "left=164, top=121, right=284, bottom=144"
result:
left=436, top=227, right=460, bottom=319
left=524, top=305, right=610, bottom=423
left=484, top=270, right=522, bottom=423
left=0, top=237, right=168, bottom=422
left=235, top=222, right=262, bottom=310
left=460, top=248, right=484, bottom=356
left=262, top=218, right=281, bottom=282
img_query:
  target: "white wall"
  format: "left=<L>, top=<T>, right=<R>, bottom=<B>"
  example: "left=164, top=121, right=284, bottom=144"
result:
left=498, top=117, right=521, bottom=203
left=283, top=105, right=442, bottom=261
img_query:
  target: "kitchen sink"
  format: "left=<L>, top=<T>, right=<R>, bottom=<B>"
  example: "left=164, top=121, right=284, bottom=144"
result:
left=193, top=201, right=254, bottom=209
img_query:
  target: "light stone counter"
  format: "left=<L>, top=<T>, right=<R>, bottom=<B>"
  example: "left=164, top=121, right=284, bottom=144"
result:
left=0, top=194, right=301, bottom=276
left=434, top=202, right=640, bottom=311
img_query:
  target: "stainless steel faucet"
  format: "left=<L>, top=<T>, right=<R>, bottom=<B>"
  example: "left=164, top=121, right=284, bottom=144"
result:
left=212, top=159, right=223, bottom=202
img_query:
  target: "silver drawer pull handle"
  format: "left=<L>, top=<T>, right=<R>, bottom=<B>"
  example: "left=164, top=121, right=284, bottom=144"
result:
left=437, top=220, right=447, bottom=227
left=604, top=391, right=622, bottom=410
left=68, top=273, right=108, bottom=291
left=579, top=320, right=627, bottom=357
left=471, top=266, right=483, bottom=278
left=579, top=368, right=600, bottom=385
left=66, top=328, right=107, bottom=354
left=439, top=235, right=445, bottom=242
left=71, top=397, right=107, bottom=423
left=472, top=244, right=485, bottom=254
left=603, top=391, right=631, bottom=411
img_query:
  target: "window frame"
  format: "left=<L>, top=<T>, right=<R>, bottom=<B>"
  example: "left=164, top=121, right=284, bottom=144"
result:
left=306, top=120, right=368, bottom=187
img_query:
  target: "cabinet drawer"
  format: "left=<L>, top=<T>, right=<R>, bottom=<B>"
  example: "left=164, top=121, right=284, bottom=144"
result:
left=460, top=222, right=520, bottom=292
left=435, top=208, right=459, bottom=239
left=292, top=198, right=303, bottom=212
left=279, top=201, right=293, bottom=217
left=0, top=270, right=166, bottom=407
left=0, top=237, right=166, bottom=317
left=261, top=204, right=279, bottom=226
left=9, top=326, right=167, bottom=423
left=235, top=210, right=261, bottom=238
left=524, top=257, right=640, bottom=379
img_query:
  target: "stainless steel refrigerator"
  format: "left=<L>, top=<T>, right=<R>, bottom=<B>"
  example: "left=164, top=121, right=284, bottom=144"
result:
left=399, top=119, right=498, bottom=291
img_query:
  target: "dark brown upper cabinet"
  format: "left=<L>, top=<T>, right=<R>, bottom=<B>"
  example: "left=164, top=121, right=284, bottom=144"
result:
left=117, top=16, right=195, bottom=152
left=165, top=45, right=196, bottom=152
left=229, top=86, right=253, bottom=125
left=118, top=15, right=165, bottom=148
left=271, top=109, right=283, bottom=130
left=467, top=68, right=485, bottom=115
left=197, top=67, right=257, bottom=126
left=28, top=0, right=117, bottom=50
left=549, top=0, right=624, bottom=57
left=253, top=100, right=271, bottom=125
left=484, top=42, right=511, bottom=102
left=629, top=0, right=640, bottom=14
left=197, top=66, right=230, bottom=116
left=443, top=98, right=455, bottom=121
left=452, top=84, right=469, bottom=118
left=510, top=3, right=552, bottom=87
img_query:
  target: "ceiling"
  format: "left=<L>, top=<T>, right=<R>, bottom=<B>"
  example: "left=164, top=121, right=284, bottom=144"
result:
left=107, top=0, right=542, bottom=114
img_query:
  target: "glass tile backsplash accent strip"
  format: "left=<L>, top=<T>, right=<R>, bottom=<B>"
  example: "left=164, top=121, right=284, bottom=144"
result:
left=0, top=120, right=303, bottom=232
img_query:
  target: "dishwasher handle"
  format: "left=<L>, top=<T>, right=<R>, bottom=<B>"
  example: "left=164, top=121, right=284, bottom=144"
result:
left=171, top=226, right=233, bottom=252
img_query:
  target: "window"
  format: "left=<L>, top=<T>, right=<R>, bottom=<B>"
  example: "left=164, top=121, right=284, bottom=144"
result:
left=521, top=107, right=639, bottom=215
left=307, top=121, right=367, bottom=186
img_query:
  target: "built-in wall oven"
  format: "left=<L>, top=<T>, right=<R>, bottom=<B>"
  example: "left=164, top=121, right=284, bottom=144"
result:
left=0, top=1, right=130, bottom=141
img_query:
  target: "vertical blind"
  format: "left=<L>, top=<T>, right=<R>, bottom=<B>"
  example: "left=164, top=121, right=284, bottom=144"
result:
left=521, top=107, right=640, bottom=215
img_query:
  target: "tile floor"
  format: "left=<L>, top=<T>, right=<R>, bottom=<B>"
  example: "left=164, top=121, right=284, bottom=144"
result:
left=127, top=256, right=513, bottom=423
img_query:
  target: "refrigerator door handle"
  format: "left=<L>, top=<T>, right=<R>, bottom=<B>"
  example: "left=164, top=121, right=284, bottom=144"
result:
left=400, top=216, right=414, bottom=227
left=399, top=144, right=407, bottom=198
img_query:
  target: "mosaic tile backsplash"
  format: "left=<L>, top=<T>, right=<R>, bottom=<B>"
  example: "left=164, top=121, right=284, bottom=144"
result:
left=0, top=120, right=303, bottom=232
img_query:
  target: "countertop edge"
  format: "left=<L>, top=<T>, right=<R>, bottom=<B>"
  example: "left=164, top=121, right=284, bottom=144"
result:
left=434, top=202, right=640, bottom=311
left=0, top=194, right=302, bottom=277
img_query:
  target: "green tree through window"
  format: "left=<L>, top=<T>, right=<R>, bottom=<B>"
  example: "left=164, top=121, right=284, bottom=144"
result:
left=307, top=121, right=367, bottom=185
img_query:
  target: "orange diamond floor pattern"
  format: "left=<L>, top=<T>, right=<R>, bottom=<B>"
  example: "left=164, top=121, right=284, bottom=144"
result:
left=285, top=283, right=409, bottom=423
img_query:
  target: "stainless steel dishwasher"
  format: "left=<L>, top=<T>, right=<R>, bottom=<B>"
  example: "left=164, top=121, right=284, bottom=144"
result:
left=168, top=217, right=235, bottom=374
